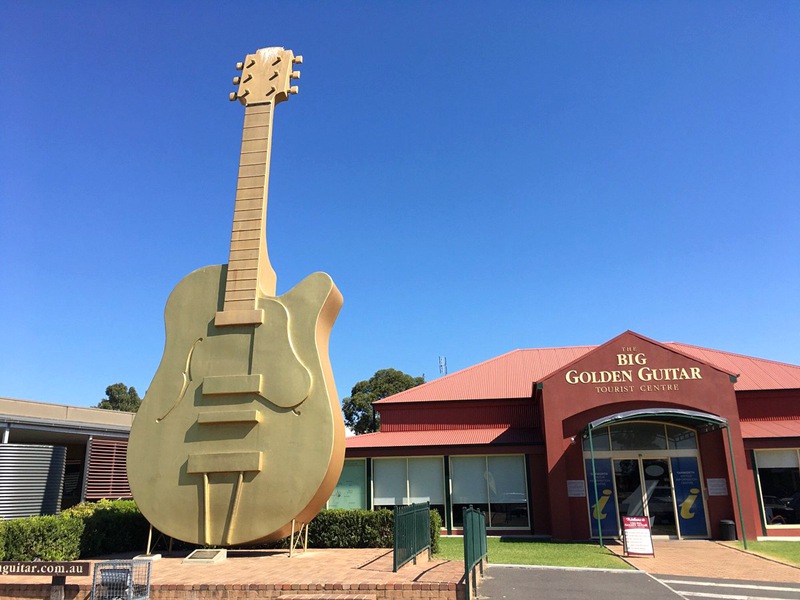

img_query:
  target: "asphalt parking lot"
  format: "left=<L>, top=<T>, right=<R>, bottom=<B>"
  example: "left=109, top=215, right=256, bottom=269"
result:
left=478, top=565, right=681, bottom=600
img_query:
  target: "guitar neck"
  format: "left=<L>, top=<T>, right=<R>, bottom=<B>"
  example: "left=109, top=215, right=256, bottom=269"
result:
left=216, top=103, right=277, bottom=326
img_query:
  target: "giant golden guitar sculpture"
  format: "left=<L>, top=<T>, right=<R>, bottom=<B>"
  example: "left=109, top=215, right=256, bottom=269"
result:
left=127, top=47, right=345, bottom=546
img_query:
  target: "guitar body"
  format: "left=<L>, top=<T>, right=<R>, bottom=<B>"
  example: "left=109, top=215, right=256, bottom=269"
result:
left=127, top=264, right=345, bottom=545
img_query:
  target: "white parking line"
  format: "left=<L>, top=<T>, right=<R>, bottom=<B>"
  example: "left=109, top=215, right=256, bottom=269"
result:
left=679, top=593, right=793, bottom=600
left=660, top=579, right=800, bottom=594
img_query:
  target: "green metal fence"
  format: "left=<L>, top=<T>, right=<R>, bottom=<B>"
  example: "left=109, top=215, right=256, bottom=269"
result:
left=393, top=502, right=431, bottom=572
left=463, top=506, right=487, bottom=600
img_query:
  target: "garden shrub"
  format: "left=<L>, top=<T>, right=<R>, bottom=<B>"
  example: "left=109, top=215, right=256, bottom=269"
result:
left=307, top=509, right=393, bottom=548
left=429, top=509, right=442, bottom=553
left=0, top=520, right=6, bottom=560
left=63, top=499, right=149, bottom=557
left=2, top=515, right=83, bottom=561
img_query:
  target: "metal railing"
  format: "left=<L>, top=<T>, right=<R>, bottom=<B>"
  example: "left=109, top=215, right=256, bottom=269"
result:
left=393, top=502, right=431, bottom=572
left=463, top=506, right=488, bottom=600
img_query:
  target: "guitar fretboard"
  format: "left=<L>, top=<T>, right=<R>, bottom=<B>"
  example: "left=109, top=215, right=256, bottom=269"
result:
left=216, top=103, right=277, bottom=326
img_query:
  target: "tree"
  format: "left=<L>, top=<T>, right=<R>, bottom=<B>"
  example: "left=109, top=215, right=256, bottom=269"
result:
left=342, top=368, right=424, bottom=434
left=96, top=383, right=142, bottom=412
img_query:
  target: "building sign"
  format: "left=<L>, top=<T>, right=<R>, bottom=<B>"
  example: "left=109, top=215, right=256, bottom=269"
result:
left=707, top=478, right=728, bottom=496
left=567, top=480, right=586, bottom=497
left=621, top=516, right=654, bottom=557
left=585, top=459, right=618, bottom=537
left=671, top=457, right=708, bottom=537
left=565, top=347, right=703, bottom=394
left=0, top=562, right=89, bottom=577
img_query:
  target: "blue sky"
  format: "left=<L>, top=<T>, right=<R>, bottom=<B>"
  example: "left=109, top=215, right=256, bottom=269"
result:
left=1, top=2, right=798, bottom=408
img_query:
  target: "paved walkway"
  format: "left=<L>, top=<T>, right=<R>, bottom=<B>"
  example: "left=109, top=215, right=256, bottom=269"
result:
left=0, top=549, right=465, bottom=600
left=608, top=540, right=800, bottom=583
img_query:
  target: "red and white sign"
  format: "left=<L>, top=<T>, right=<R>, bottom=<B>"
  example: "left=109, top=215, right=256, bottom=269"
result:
left=622, top=516, right=654, bottom=557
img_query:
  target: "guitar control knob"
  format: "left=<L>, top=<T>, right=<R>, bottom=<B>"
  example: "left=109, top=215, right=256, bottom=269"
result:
left=233, top=76, right=241, bottom=85
left=293, top=55, right=303, bottom=64
left=289, top=86, right=299, bottom=95
left=235, top=62, right=244, bottom=71
left=291, top=71, right=301, bottom=80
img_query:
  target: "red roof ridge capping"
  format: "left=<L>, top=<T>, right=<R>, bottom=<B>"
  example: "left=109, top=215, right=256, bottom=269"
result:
left=666, top=340, right=800, bottom=371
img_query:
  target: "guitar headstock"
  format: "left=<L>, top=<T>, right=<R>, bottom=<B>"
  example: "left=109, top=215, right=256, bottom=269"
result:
left=229, top=47, right=302, bottom=106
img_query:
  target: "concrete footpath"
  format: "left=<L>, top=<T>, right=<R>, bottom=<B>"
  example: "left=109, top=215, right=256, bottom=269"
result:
left=608, top=540, right=800, bottom=583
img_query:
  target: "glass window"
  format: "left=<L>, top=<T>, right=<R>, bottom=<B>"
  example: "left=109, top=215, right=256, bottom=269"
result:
left=488, top=456, right=528, bottom=527
left=667, top=425, right=697, bottom=449
left=408, top=457, right=444, bottom=505
left=756, top=450, right=800, bottom=526
left=582, top=427, right=611, bottom=452
left=451, top=456, right=488, bottom=504
left=328, top=459, right=367, bottom=509
left=451, top=455, right=529, bottom=529
left=372, top=457, right=446, bottom=523
left=373, top=458, right=407, bottom=506
left=611, top=422, right=667, bottom=451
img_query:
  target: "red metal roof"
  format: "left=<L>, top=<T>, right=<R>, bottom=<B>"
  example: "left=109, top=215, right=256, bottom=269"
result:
left=378, top=341, right=800, bottom=404
left=740, top=419, right=800, bottom=439
left=345, top=427, right=539, bottom=449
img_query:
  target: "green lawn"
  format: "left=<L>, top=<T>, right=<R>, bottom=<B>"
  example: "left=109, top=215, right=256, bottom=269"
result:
left=435, top=537, right=632, bottom=570
left=728, top=541, right=800, bottom=567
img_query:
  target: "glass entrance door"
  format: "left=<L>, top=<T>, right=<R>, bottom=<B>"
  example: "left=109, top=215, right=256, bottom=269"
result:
left=613, top=458, right=678, bottom=536
left=642, top=458, right=677, bottom=536
left=614, top=459, right=646, bottom=519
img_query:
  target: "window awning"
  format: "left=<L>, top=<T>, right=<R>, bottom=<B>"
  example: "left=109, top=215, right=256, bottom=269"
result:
left=584, top=408, right=728, bottom=435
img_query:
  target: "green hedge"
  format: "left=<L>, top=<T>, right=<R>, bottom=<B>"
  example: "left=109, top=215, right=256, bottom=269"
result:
left=62, top=499, right=149, bottom=558
left=307, top=509, right=394, bottom=548
left=1, top=502, right=442, bottom=559
left=1, top=515, right=83, bottom=561
left=0, top=520, right=6, bottom=560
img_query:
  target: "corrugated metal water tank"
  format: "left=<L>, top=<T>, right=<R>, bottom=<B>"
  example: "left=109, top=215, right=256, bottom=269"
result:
left=0, top=444, right=66, bottom=518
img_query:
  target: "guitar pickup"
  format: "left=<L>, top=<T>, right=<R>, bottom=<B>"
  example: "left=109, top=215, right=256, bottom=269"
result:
left=187, top=451, right=263, bottom=474
left=203, top=374, right=262, bottom=396
left=197, top=410, right=261, bottom=425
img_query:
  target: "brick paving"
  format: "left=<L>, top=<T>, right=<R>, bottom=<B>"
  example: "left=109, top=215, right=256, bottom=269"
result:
left=608, top=540, right=800, bottom=583
left=0, top=548, right=467, bottom=600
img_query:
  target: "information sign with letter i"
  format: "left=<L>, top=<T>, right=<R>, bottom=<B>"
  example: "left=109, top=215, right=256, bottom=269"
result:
left=621, top=516, right=655, bottom=557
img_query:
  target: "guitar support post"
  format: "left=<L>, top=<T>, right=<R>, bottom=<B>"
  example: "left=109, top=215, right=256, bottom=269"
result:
left=146, top=523, right=174, bottom=556
left=289, top=519, right=309, bottom=557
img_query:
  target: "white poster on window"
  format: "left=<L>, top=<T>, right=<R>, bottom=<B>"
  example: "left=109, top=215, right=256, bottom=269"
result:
left=567, top=480, right=586, bottom=497
left=707, top=478, right=728, bottom=496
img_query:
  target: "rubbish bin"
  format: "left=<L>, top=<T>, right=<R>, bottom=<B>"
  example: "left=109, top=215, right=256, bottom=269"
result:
left=719, top=519, right=737, bottom=541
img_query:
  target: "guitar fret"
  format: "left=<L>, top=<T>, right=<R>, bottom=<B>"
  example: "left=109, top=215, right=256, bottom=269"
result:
left=231, top=199, right=263, bottom=211
left=237, top=164, right=266, bottom=178
left=234, top=190, right=262, bottom=201
left=231, top=230, right=261, bottom=249
left=237, top=176, right=266, bottom=189
left=231, top=223, right=262, bottom=234
left=233, top=210, right=264, bottom=222
left=229, top=249, right=259, bottom=260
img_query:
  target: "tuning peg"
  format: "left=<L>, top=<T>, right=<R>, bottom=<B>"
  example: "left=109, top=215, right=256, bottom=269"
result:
left=247, top=58, right=256, bottom=68
left=289, top=86, right=299, bottom=95
left=235, top=62, right=244, bottom=71
left=229, top=92, right=238, bottom=102
left=291, top=71, right=301, bottom=80
left=293, top=55, right=303, bottom=64
left=233, top=76, right=241, bottom=85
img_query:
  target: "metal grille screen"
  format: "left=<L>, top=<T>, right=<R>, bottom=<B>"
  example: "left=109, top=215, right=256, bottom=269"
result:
left=85, top=437, right=132, bottom=500
left=0, top=444, right=66, bottom=518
